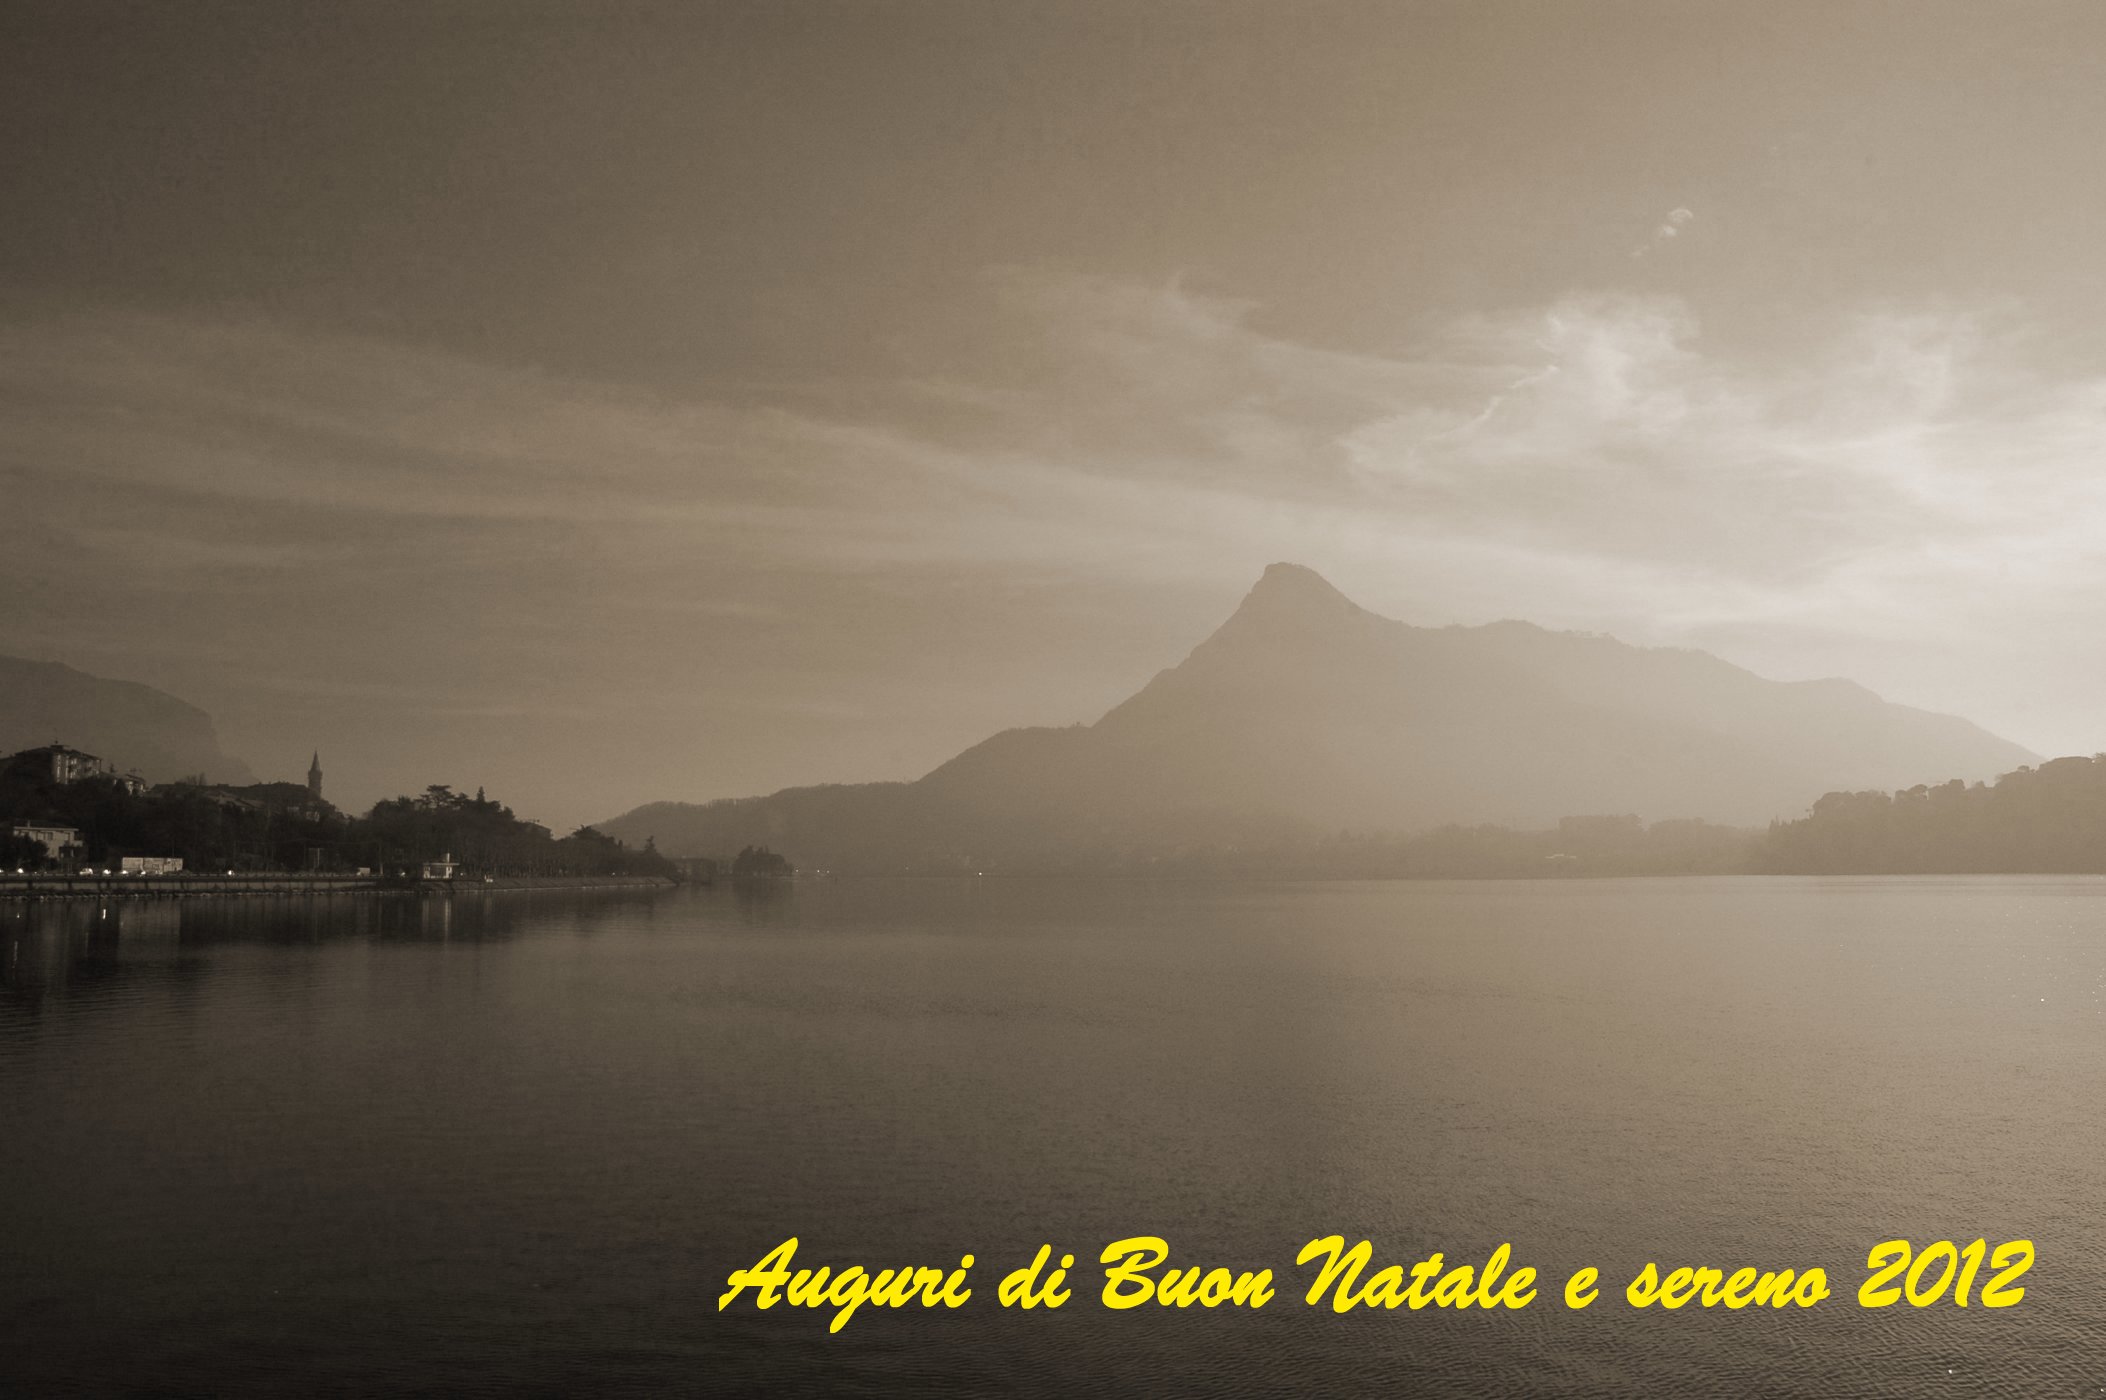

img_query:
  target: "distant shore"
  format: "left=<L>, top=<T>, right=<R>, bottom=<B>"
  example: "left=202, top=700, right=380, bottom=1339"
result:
left=0, top=872, right=678, bottom=900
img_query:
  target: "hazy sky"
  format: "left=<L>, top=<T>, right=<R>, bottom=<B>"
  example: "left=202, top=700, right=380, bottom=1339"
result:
left=7, top=2, right=2106, bottom=827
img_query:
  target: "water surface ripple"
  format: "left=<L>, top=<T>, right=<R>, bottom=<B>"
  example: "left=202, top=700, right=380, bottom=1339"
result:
left=3, top=877, right=2102, bottom=1396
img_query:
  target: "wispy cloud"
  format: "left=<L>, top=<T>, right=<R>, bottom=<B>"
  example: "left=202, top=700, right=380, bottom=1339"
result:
left=5, top=272, right=2105, bottom=795
left=1632, top=206, right=1696, bottom=259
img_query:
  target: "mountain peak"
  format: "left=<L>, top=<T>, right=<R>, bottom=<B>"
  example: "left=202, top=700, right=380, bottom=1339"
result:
left=1235, top=563, right=1365, bottom=621
left=605, top=564, right=2040, bottom=864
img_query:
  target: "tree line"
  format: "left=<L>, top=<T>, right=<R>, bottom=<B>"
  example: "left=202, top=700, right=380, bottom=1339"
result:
left=16, top=750, right=2098, bottom=879
left=1, top=766, right=675, bottom=879
left=1755, top=754, right=2106, bottom=873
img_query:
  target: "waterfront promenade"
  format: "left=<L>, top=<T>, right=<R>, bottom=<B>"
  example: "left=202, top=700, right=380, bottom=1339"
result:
left=0, top=872, right=678, bottom=899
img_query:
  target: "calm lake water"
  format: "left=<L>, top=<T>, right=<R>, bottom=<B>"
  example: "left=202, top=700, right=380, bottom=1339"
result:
left=3, top=877, right=2103, bottom=1396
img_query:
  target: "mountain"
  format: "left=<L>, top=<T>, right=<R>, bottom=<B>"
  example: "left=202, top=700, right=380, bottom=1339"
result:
left=601, top=564, right=2036, bottom=870
left=0, top=655, right=253, bottom=784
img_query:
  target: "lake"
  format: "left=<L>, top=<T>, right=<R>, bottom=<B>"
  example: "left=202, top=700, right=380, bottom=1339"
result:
left=3, top=877, right=2102, bottom=1396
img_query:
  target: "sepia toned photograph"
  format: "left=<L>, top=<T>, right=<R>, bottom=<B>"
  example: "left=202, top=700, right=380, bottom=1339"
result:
left=3, top=3, right=2103, bottom=1395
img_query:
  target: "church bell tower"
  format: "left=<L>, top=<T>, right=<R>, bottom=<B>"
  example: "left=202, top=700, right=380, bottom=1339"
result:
left=307, top=751, right=323, bottom=802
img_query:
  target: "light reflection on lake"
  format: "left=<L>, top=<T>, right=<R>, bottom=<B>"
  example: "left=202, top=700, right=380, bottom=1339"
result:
left=2, top=877, right=2103, bottom=1396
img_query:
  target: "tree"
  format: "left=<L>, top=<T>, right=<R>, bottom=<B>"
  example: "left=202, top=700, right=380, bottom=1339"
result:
left=731, top=845, right=794, bottom=878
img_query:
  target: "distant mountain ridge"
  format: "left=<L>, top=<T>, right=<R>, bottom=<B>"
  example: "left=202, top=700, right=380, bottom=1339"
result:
left=0, top=655, right=253, bottom=784
left=602, top=564, right=2036, bottom=870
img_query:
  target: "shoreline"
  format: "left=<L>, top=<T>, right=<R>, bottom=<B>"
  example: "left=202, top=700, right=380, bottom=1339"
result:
left=0, top=872, right=679, bottom=901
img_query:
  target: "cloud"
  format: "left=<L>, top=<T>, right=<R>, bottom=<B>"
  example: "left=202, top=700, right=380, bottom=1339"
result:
left=4, top=273, right=2106, bottom=776
left=1632, top=205, right=1696, bottom=259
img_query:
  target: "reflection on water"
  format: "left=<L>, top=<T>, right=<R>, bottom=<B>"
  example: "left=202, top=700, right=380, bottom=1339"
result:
left=0, top=889, right=676, bottom=1006
left=3, top=877, right=2105, bottom=1397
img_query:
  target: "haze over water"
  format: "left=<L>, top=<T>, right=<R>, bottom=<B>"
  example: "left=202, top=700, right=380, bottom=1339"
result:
left=3, top=879, right=2102, bottom=1396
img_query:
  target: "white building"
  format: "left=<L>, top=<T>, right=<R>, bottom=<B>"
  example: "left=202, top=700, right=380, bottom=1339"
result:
left=9, top=821, right=82, bottom=864
left=120, top=856, right=184, bottom=875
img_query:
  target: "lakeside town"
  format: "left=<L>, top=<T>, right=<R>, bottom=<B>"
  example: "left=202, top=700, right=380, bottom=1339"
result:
left=0, top=740, right=795, bottom=890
